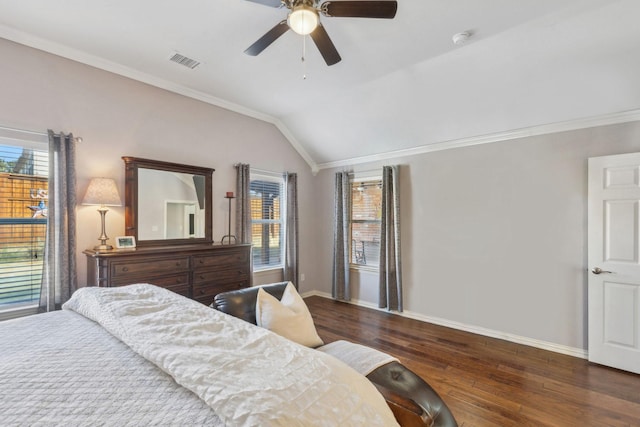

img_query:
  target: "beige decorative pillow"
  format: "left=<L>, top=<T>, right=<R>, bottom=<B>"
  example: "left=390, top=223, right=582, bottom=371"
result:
left=256, top=282, right=324, bottom=348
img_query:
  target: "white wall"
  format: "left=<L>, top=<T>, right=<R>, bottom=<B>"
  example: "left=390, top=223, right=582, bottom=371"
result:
left=312, top=122, right=640, bottom=352
left=0, top=38, right=319, bottom=292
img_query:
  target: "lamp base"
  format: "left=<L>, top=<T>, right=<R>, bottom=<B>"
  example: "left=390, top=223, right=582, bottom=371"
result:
left=94, top=243, right=113, bottom=251
left=94, top=208, right=112, bottom=251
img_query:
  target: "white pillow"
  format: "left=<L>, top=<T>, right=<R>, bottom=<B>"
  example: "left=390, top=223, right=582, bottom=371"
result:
left=256, top=282, right=324, bottom=348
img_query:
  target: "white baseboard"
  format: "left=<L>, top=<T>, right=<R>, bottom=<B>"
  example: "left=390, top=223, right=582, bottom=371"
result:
left=303, top=291, right=588, bottom=360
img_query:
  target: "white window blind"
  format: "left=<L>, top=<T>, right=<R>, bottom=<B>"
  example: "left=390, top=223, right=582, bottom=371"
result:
left=0, top=142, right=48, bottom=309
left=250, top=171, right=285, bottom=270
left=351, top=178, right=382, bottom=267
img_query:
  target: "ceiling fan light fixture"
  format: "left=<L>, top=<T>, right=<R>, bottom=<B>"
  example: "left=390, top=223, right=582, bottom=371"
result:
left=287, top=5, right=319, bottom=35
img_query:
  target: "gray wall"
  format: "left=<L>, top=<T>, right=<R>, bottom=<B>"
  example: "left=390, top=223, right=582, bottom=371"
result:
left=0, top=38, right=319, bottom=292
left=312, top=123, right=640, bottom=351
left=3, top=36, right=640, bottom=353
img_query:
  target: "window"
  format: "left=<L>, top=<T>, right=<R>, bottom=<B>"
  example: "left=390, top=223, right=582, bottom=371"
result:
left=350, top=177, right=382, bottom=268
left=250, top=171, right=285, bottom=270
left=0, top=142, right=48, bottom=311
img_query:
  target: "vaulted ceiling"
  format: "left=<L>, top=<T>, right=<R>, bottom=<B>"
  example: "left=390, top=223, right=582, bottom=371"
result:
left=1, top=0, right=639, bottom=171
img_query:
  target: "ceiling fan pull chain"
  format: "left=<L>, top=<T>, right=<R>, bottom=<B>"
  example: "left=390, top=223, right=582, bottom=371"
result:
left=302, top=35, right=307, bottom=80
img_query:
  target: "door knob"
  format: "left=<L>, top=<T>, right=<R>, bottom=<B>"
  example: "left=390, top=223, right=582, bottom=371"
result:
left=591, top=267, right=613, bottom=275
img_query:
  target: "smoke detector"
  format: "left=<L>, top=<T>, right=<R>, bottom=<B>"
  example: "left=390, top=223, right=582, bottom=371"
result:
left=452, top=31, right=471, bottom=46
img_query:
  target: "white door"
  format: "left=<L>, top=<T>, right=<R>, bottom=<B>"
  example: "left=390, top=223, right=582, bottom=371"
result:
left=588, top=152, right=640, bottom=374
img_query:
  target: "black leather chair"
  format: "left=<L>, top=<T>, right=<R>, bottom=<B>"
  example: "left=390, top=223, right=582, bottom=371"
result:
left=211, top=283, right=458, bottom=427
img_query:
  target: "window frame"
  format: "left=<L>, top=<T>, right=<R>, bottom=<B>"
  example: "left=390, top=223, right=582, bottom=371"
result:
left=349, top=173, right=382, bottom=271
left=249, top=170, right=286, bottom=272
left=0, top=133, right=49, bottom=316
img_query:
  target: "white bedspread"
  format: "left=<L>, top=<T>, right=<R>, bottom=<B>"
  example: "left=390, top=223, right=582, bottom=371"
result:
left=63, top=284, right=399, bottom=427
left=0, top=309, right=223, bottom=426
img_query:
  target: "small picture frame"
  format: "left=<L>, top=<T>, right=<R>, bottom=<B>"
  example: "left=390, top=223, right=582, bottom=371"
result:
left=115, top=236, right=136, bottom=249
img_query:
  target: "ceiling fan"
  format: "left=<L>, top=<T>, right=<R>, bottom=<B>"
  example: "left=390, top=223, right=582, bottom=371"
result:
left=244, top=0, right=398, bottom=66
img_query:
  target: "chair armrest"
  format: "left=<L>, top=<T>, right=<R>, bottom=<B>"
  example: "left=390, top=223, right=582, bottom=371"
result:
left=367, top=362, right=458, bottom=427
left=373, top=382, right=432, bottom=427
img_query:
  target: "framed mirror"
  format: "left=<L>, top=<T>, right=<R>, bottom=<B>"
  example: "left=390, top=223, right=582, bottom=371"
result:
left=123, top=156, right=214, bottom=247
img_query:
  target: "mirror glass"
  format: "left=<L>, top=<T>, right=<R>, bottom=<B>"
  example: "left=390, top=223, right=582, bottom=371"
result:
left=137, top=168, right=206, bottom=240
left=123, top=157, right=214, bottom=247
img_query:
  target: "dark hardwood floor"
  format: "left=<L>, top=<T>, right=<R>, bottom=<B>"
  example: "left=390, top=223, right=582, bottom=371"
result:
left=305, top=296, right=640, bottom=427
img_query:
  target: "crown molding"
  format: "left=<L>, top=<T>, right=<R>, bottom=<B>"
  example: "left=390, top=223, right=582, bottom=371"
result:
left=0, top=26, right=319, bottom=172
left=315, top=109, right=640, bottom=171
left=2, top=25, right=638, bottom=175
left=0, top=26, right=271, bottom=121
left=271, top=119, right=319, bottom=175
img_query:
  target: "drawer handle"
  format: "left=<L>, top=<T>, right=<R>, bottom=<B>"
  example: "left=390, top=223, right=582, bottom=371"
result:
left=200, top=275, right=205, bottom=280
left=200, top=289, right=205, bottom=295
left=122, top=267, right=129, bottom=272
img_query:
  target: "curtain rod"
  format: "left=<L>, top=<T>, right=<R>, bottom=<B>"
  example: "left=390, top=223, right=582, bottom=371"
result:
left=0, top=125, right=83, bottom=142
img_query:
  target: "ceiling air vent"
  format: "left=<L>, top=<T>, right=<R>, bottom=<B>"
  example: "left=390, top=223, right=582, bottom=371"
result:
left=169, top=52, right=201, bottom=69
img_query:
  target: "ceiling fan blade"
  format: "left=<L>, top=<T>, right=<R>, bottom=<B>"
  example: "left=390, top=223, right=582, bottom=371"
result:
left=321, top=1, right=397, bottom=19
left=310, top=24, right=341, bottom=66
left=245, top=20, right=290, bottom=56
left=244, top=0, right=283, bottom=7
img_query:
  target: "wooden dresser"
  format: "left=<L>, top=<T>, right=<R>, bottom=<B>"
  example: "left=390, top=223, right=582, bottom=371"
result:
left=84, top=244, right=251, bottom=305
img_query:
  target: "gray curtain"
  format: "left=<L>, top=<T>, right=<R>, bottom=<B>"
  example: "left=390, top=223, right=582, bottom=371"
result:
left=332, top=172, right=351, bottom=301
left=39, top=130, right=77, bottom=312
left=283, top=172, right=298, bottom=287
left=235, top=163, right=251, bottom=244
left=379, top=165, right=403, bottom=311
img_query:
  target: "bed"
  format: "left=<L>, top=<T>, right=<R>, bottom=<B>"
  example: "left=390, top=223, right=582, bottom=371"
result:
left=0, top=284, right=399, bottom=426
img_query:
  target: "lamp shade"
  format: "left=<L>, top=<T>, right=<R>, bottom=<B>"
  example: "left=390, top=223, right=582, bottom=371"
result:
left=82, top=178, right=122, bottom=206
left=288, top=6, right=318, bottom=35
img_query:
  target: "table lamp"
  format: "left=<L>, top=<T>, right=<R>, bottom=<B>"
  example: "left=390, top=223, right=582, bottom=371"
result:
left=82, top=177, right=122, bottom=250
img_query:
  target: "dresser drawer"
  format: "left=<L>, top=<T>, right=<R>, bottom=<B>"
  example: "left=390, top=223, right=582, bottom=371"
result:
left=193, top=248, right=248, bottom=269
left=112, top=272, right=190, bottom=287
left=192, top=280, right=250, bottom=306
left=192, top=268, right=250, bottom=285
left=147, top=274, right=190, bottom=291
left=111, top=256, right=190, bottom=278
